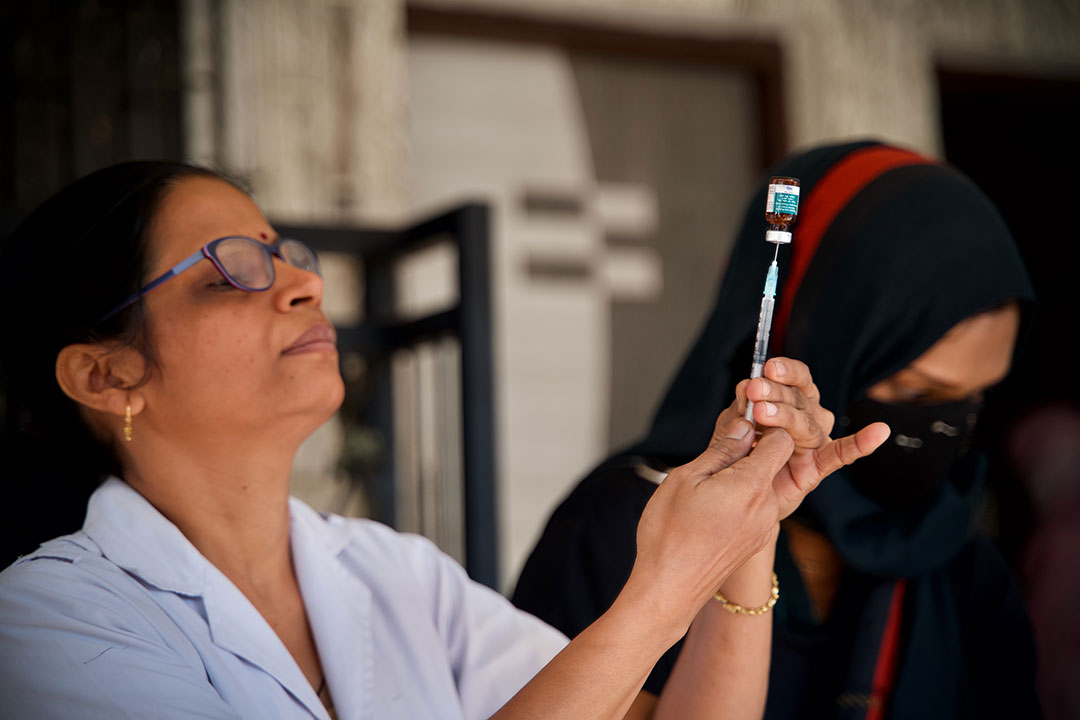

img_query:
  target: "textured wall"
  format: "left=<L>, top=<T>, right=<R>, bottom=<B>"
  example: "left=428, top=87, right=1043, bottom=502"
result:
left=183, top=0, right=409, bottom=223
left=183, top=0, right=1080, bottom=226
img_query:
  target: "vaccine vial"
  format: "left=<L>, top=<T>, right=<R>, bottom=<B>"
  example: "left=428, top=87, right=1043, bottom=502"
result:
left=765, top=176, right=800, bottom=244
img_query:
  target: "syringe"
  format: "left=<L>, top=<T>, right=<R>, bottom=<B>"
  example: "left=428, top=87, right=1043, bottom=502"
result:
left=745, top=175, right=800, bottom=423
left=745, top=245, right=781, bottom=422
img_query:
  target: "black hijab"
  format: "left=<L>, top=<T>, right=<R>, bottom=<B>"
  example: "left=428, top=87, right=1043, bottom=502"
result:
left=513, top=140, right=1039, bottom=718
left=632, top=139, right=1035, bottom=717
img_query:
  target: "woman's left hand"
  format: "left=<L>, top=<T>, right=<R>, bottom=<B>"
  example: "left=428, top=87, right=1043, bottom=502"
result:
left=730, top=357, right=890, bottom=519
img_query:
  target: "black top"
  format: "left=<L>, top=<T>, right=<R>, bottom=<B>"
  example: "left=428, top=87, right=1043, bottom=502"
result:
left=512, top=458, right=1041, bottom=718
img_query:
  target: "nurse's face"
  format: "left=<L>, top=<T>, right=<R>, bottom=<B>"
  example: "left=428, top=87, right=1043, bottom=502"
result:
left=867, top=303, right=1021, bottom=404
left=133, top=176, right=345, bottom=451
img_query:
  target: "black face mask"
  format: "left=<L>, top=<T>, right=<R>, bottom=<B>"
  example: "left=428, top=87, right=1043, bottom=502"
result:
left=840, top=396, right=982, bottom=509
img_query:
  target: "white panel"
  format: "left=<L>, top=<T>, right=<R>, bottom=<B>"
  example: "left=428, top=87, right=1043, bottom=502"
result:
left=394, top=240, right=459, bottom=320
left=595, top=182, right=659, bottom=238
left=600, top=247, right=664, bottom=303
left=408, top=37, right=610, bottom=588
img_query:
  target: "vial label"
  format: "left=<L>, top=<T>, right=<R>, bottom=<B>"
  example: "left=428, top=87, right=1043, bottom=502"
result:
left=766, top=184, right=800, bottom=215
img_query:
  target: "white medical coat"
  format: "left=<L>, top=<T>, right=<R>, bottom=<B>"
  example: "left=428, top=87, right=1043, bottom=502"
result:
left=0, top=478, right=567, bottom=719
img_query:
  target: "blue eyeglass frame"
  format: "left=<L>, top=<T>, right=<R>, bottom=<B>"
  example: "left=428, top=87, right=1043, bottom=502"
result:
left=97, top=235, right=321, bottom=324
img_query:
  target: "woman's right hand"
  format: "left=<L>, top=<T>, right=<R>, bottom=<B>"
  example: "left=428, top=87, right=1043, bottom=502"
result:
left=620, top=416, right=793, bottom=638
left=622, top=356, right=889, bottom=639
left=738, top=357, right=890, bottom=520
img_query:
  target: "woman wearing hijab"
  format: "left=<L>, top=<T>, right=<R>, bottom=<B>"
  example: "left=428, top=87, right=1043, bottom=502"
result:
left=512, top=140, right=1042, bottom=719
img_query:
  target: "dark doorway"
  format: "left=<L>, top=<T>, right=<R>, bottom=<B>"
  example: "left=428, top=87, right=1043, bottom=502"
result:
left=939, top=67, right=1080, bottom=563
left=940, top=69, right=1080, bottom=719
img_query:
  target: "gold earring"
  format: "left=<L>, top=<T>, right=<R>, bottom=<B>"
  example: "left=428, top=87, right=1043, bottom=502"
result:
left=124, top=404, right=133, bottom=443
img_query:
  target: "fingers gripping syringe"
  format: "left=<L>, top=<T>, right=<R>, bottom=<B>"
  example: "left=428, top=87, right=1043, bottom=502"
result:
left=745, top=175, right=800, bottom=423
left=745, top=247, right=780, bottom=422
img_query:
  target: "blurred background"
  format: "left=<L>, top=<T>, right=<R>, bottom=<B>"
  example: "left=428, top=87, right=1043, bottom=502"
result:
left=1, top=0, right=1078, bottom=713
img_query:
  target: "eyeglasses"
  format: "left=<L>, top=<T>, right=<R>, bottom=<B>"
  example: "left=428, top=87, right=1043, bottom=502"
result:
left=98, top=235, right=321, bottom=323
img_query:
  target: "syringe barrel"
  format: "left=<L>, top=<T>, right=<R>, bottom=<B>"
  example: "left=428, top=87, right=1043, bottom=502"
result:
left=745, top=294, right=776, bottom=423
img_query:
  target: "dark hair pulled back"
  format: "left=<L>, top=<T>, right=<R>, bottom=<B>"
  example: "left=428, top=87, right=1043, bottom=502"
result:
left=0, top=161, right=240, bottom=561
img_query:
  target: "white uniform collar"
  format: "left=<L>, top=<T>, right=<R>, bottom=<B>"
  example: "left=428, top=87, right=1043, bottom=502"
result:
left=81, top=477, right=367, bottom=720
left=83, top=477, right=210, bottom=596
left=83, top=477, right=356, bottom=593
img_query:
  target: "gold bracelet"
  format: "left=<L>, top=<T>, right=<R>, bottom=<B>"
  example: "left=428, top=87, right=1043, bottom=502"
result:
left=713, top=572, right=779, bottom=615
